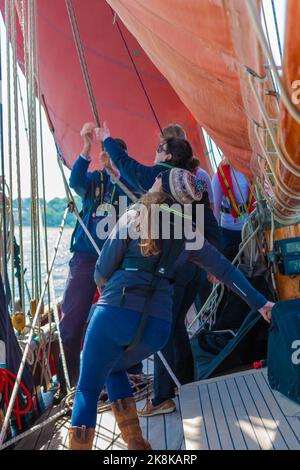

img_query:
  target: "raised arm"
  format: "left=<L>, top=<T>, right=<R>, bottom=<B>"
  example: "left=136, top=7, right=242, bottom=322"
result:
left=69, top=155, right=94, bottom=198
left=188, top=240, right=272, bottom=320
left=69, top=122, right=97, bottom=198
left=95, top=123, right=158, bottom=192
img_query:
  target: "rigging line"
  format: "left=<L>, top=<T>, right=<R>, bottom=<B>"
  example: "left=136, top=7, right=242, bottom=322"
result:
left=0, top=205, right=71, bottom=447
left=109, top=7, right=163, bottom=134
left=0, top=17, right=10, bottom=303
left=270, top=0, right=283, bottom=61
left=5, top=0, right=15, bottom=312
left=34, top=0, right=52, bottom=367
left=27, top=0, right=41, bottom=300
left=65, top=0, right=100, bottom=126
left=11, top=0, right=25, bottom=311
left=187, top=226, right=260, bottom=333
left=34, top=0, right=51, bottom=312
left=64, top=2, right=137, bottom=202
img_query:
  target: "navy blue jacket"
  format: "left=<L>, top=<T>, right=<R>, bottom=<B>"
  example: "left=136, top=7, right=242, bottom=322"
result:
left=69, top=155, right=135, bottom=255
left=94, top=210, right=267, bottom=322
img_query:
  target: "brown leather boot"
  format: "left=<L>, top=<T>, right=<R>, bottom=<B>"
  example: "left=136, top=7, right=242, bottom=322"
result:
left=111, top=397, right=151, bottom=450
left=68, top=425, right=95, bottom=450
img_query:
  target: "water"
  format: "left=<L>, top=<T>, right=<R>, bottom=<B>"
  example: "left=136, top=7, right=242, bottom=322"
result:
left=9, top=227, right=73, bottom=305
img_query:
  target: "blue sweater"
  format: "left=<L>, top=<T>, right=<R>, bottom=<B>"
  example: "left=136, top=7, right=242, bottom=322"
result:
left=69, top=155, right=135, bottom=255
left=94, top=209, right=267, bottom=323
left=103, top=137, right=174, bottom=193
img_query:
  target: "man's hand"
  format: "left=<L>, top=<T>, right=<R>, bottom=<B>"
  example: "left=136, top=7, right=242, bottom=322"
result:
left=95, top=122, right=110, bottom=143
left=99, top=151, right=111, bottom=169
left=99, top=151, right=120, bottom=181
left=207, top=273, right=219, bottom=284
left=258, top=301, right=274, bottom=324
left=80, top=122, right=96, bottom=157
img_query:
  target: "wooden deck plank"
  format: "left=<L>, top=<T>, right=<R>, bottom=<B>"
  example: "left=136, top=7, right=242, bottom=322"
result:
left=179, top=384, right=209, bottom=450
left=224, top=378, right=260, bottom=450
left=244, top=373, right=288, bottom=450
left=207, top=382, right=234, bottom=449
left=234, top=375, right=274, bottom=450
left=164, top=397, right=184, bottom=451
left=181, top=369, right=300, bottom=451
left=147, top=413, right=167, bottom=450
left=198, top=384, right=222, bottom=449
left=254, top=372, right=300, bottom=450
left=216, top=381, right=247, bottom=450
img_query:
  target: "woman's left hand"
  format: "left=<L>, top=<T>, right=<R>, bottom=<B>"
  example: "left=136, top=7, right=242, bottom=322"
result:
left=95, top=122, right=110, bottom=142
left=258, top=301, right=275, bottom=324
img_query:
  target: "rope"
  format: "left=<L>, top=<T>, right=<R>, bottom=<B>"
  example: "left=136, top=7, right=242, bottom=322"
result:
left=188, top=226, right=260, bottom=335
left=0, top=16, right=10, bottom=302
left=157, top=351, right=181, bottom=389
left=65, top=0, right=100, bottom=126
left=0, top=368, right=33, bottom=432
left=0, top=405, right=68, bottom=450
left=109, top=6, right=163, bottom=134
left=12, top=1, right=26, bottom=311
left=5, top=0, right=15, bottom=311
left=34, top=0, right=53, bottom=373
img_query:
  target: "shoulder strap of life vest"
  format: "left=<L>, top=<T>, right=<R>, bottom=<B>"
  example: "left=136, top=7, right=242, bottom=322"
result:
left=217, top=163, right=243, bottom=219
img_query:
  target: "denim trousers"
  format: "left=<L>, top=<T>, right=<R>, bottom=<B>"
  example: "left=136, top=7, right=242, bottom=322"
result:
left=71, top=305, right=171, bottom=428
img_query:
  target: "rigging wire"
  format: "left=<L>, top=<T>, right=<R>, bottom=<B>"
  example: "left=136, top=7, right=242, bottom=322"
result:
left=5, top=0, right=15, bottom=312
left=0, top=205, right=71, bottom=446
left=109, top=7, right=163, bottom=135
left=11, top=0, right=26, bottom=311
left=0, top=7, right=10, bottom=304
left=65, top=0, right=100, bottom=127
left=34, top=0, right=53, bottom=379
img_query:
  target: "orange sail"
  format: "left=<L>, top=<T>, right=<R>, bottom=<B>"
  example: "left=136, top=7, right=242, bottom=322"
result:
left=0, top=0, right=208, bottom=172
left=276, top=0, right=300, bottom=216
left=107, top=0, right=267, bottom=177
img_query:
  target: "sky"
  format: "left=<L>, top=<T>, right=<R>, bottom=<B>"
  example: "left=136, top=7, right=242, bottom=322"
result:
left=0, top=0, right=287, bottom=200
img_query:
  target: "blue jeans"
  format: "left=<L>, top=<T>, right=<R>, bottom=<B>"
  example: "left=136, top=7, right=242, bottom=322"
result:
left=71, top=305, right=171, bottom=428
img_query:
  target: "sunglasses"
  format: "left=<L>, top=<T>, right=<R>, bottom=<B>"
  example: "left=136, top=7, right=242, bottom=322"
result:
left=157, top=143, right=167, bottom=154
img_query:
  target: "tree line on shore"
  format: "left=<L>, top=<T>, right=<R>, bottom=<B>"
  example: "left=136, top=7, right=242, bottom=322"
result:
left=13, top=196, right=81, bottom=228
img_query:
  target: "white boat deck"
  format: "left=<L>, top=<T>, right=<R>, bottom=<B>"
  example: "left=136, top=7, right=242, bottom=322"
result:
left=180, top=368, right=300, bottom=450
left=14, top=367, right=300, bottom=451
